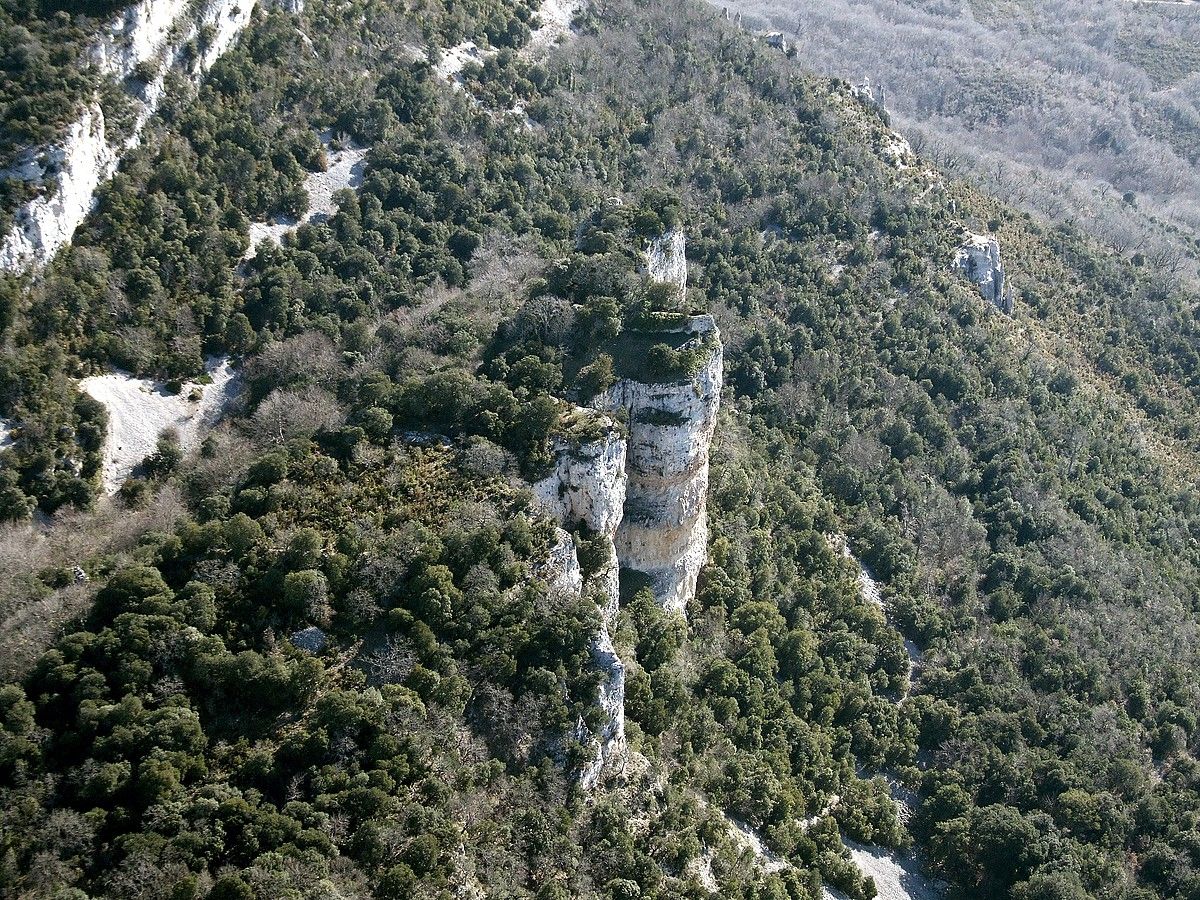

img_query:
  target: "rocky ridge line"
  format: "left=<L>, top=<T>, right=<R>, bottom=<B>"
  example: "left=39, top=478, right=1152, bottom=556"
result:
left=1, top=0, right=296, bottom=272
left=533, top=229, right=722, bottom=786
left=600, top=229, right=722, bottom=615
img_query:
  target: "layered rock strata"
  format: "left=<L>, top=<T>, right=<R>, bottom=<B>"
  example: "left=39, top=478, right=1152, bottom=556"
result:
left=599, top=314, right=722, bottom=615
left=532, top=230, right=723, bottom=787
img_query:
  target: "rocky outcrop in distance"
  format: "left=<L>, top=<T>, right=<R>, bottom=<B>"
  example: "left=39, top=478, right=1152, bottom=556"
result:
left=954, top=231, right=1013, bottom=314
left=1, top=0, right=293, bottom=272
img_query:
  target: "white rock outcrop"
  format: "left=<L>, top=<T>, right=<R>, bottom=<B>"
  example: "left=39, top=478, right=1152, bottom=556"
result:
left=0, top=106, right=119, bottom=272
left=581, top=622, right=626, bottom=790
left=543, top=526, right=585, bottom=597
left=600, top=315, right=722, bottom=615
left=89, top=0, right=189, bottom=77
left=645, top=229, right=687, bottom=300
left=764, top=31, right=788, bottom=51
left=533, top=230, right=722, bottom=787
left=534, top=422, right=627, bottom=550
left=535, top=418, right=628, bottom=788
left=2, top=0, right=286, bottom=271
left=822, top=842, right=947, bottom=900
left=244, top=133, right=368, bottom=259
left=523, top=0, right=581, bottom=58
left=853, top=76, right=886, bottom=112
left=954, top=232, right=1012, bottom=314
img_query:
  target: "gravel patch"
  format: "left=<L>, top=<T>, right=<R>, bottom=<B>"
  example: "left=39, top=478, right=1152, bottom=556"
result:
left=245, top=134, right=368, bottom=258
left=81, top=356, right=240, bottom=493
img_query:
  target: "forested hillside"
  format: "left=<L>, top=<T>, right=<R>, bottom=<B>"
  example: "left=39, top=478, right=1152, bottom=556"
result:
left=1, top=0, right=1200, bottom=899
left=723, top=0, right=1200, bottom=285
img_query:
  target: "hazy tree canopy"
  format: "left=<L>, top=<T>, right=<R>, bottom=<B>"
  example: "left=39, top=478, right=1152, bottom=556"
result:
left=0, top=0, right=1199, bottom=897
left=725, top=0, right=1200, bottom=286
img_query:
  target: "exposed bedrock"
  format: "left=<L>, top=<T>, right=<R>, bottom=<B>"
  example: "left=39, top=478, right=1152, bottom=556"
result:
left=531, top=229, right=723, bottom=787
left=538, top=517, right=628, bottom=789
left=1, top=0, right=290, bottom=271
left=954, top=231, right=1013, bottom=314
left=645, top=228, right=687, bottom=299
left=601, top=314, right=723, bottom=615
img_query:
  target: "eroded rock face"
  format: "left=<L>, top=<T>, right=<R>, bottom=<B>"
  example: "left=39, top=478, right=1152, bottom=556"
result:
left=954, top=232, right=1012, bottom=314
left=645, top=229, right=687, bottom=300
left=532, top=230, right=722, bottom=787
left=602, top=315, right=722, bottom=615
left=541, top=241, right=722, bottom=619
left=543, top=527, right=584, bottom=597
left=537, top=514, right=627, bottom=789
left=90, top=0, right=190, bottom=77
left=0, top=106, right=118, bottom=271
left=2, top=0, right=282, bottom=271
left=533, top=421, right=627, bottom=540
left=579, top=623, right=625, bottom=790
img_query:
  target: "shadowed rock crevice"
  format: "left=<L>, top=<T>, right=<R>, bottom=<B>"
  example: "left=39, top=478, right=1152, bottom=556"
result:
left=533, top=229, right=722, bottom=787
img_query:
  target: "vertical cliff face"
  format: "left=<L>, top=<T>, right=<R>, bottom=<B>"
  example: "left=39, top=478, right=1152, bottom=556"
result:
left=533, top=416, right=628, bottom=788
left=541, top=235, right=723, bottom=621
left=532, top=230, right=722, bottom=787
left=0, top=106, right=119, bottom=272
left=600, top=316, right=722, bottom=615
left=954, top=232, right=1012, bottom=314
left=534, top=420, right=627, bottom=542
left=89, top=0, right=190, bottom=77
left=1, top=0, right=275, bottom=272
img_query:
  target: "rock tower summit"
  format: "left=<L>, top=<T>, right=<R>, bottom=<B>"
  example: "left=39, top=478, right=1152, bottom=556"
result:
left=534, top=228, right=723, bottom=785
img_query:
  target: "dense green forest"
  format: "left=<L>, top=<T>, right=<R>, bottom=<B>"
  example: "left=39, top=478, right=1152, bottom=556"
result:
left=2, top=0, right=1200, bottom=898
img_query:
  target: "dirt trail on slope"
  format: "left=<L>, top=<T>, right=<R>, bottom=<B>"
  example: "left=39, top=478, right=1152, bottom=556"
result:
left=822, top=535, right=946, bottom=900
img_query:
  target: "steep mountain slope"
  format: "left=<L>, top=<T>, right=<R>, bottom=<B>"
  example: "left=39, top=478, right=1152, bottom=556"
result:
left=0, top=0, right=289, bottom=269
left=720, top=0, right=1200, bottom=283
left=1, top=0, right=1199, bottom=899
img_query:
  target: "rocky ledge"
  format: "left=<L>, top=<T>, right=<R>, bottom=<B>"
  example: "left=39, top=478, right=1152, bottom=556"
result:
left=2, top=0, right=293, bottom=272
